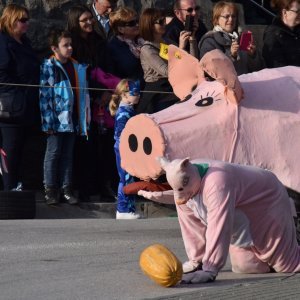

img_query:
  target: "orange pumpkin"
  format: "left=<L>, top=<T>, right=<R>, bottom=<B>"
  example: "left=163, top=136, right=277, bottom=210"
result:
left=139, top=244, right=183, bottom=287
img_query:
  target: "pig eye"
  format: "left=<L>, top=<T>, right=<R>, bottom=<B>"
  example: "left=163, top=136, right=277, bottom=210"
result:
left=178, top=188, right=184, bottom=191
left=195, top=96, right=213, bottom=107
left=128, top=134, right=138, bottom=152
left=182, top=176, right=189, bottom=186
left=143, top=137, right=152, bottom=155
left=195, top=91, right=221, bottom=107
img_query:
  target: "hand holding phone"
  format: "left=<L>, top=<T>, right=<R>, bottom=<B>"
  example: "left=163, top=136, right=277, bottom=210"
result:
left=184, top=15, right=194, bottom=32
left=239, top=31, right=253, bottom=51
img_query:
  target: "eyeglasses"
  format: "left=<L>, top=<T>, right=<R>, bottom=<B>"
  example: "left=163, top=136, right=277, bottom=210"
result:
left=220, top=14, right=237, bottom=20
left=178, top=5, right=200, bottom=14
left=288, top=9, right=300, bottom=14
left=18, top=17, right=29, bottom=23
left=154, top=18, right=166, bottom=26
left=121, top=19, right=139, bottom=27
left=79, top=17, right=94, bottom=23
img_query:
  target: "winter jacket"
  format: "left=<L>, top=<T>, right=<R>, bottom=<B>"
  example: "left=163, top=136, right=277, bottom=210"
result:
left=263, top=17, right=300, bottom=68
left=114, top=103, right=135, bottom=143
left=108, top=36, right=144, bottom=82
left=199, top=31, right=264, bottom=75
left=0, top=32, right=40, bottom=127
left=89, top=3, right=114, bottom=41
left=164, top=15, right=207, bottom=53
left=39, top=57, right=90, bottom=136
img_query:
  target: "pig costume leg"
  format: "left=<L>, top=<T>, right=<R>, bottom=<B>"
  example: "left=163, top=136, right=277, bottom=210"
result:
left=177, top=194, right=300, bottom=275
left=176, top=202, right=270, bottom=274
left=229, top=245, right=271, bottom=273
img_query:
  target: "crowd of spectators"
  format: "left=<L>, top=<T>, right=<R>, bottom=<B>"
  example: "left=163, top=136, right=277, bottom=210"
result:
left=0, top=0, right=299, bottom=217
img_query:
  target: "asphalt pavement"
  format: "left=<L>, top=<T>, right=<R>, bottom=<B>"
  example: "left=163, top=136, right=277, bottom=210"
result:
left=0, top=216, right=299, bottom=300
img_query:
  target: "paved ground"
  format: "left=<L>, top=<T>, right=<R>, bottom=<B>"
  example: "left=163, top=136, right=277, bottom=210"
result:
left=0, top=217, right=299, bottom=300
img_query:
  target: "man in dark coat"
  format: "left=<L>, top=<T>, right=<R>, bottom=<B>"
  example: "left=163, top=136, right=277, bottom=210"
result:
left=164, top=0, right=207, bottom=52
left=90, top=0, right=117, bottom=41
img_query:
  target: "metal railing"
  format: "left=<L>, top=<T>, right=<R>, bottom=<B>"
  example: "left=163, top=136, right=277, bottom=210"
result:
left=249, top=0, right=276, bottom=18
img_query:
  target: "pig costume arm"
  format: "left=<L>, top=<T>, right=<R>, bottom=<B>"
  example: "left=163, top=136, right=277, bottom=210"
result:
left=138, top=190, right=175, bottom=204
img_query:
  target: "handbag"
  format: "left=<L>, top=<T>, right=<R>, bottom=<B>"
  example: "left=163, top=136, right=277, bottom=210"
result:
left=0, top=88, right=27, bottom=123
left=91, top=67, right=121, bottom=90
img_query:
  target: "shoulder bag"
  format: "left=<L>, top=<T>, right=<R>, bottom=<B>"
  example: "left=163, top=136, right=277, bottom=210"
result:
left=0, top=88, right=27, bottom=123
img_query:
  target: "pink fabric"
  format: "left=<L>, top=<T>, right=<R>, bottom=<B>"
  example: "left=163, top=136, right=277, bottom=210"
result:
left=119, top=66, right=300, bottom=194
left=171, top=159, right=300, bottom=274
left=90, top=67, right=121, bottom=90
left=168, top=46, right=243, bottom=104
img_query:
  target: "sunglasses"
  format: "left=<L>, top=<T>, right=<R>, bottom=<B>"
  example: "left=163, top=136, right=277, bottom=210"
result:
left=18, top=17, right=29, bottom=23
left=154, top=18, right=166, bottom=26
left=178, top=5, right=200, bottom=14
left=220, top=14, right=237, bottom=20
left=121, top=19, right=139, bottom=27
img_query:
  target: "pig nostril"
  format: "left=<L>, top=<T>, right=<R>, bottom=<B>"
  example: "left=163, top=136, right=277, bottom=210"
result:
left=128, top=134, right=138, bottom=152
left=143, top=137, right=152, bottom=155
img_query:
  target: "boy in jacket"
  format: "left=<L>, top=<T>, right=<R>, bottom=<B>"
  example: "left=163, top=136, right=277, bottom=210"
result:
left=39, top=29, right=90, bottom=205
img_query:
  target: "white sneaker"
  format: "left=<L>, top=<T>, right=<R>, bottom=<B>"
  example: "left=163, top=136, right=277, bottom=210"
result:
left=116, top=211, right=141, bottom=220
left=182, top=261, right=202, bottom=274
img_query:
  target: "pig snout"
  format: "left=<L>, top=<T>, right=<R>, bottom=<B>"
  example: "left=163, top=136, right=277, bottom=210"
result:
left=119, top=114, right=166, bottom=180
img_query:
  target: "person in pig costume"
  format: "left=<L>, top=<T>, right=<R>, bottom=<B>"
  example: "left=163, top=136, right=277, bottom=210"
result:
left=139, top=157, right=300, bottom=283
left=119, top=46, right=300, bottom=242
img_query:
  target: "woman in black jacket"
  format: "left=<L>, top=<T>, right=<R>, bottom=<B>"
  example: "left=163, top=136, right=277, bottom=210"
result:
left=0, top=4, right=40, bottom=190
left=263, top=0, right=300, bottom=68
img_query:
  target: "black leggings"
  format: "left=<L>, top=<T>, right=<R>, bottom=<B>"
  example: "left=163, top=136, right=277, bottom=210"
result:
left=0, top=126, right=27, bottom=190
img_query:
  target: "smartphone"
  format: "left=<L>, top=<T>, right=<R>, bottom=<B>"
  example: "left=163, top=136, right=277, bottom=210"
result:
left=239, top=31, right=253, bottom=51
left=184, top=15, right=194, bottom=32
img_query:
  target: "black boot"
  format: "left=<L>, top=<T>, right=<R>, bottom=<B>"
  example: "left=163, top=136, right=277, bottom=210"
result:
left=62, top=186, right=79, bottom=205
left=45, top=187, right=59, bottom=206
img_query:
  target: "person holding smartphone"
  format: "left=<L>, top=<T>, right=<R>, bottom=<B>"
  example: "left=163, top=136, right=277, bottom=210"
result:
left=164, top=0, right=207, bottom=55
left=198, top=1, right=264, bottom=75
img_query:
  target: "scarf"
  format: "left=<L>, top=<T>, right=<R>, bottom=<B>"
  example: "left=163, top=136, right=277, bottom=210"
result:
left=193, top=163, right=209, bottom=179
left=213, top=25, right=239, bottom=42
left=117, top=35, right=145, bottom=58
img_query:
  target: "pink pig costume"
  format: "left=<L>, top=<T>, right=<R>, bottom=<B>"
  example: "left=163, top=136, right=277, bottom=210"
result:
left=157, top=157, right=300, bottom=282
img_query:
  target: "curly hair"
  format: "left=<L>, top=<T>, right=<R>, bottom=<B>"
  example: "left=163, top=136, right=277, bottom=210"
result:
left=109, top=79, right=131, bottom=116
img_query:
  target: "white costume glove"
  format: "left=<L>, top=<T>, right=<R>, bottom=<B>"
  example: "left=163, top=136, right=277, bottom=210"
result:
left=137, top=190, right=175, bottom=204
left=181, top=270, right=217, bottom=284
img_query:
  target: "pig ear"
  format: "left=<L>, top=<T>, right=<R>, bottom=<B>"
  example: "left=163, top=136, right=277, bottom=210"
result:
left=179, top=157, right=190, bottom=169
left=157, top=157, right=170, bottom=170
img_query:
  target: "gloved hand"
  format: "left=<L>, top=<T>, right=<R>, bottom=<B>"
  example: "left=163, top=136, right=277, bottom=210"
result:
left=181, top=270, right=217, bottom=284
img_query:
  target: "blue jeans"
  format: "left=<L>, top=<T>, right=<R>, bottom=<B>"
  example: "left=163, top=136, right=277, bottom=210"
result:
left=114, top=141, right=136, bottom=213
left=43, top=132, right=75, bottom=188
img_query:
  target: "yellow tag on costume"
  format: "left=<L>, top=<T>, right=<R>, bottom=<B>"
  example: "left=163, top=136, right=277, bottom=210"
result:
left=159, top=43, right=169, bottom=60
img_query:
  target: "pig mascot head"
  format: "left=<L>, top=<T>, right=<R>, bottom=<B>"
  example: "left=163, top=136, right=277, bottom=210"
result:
left=158, top=157, right=201, bottom=205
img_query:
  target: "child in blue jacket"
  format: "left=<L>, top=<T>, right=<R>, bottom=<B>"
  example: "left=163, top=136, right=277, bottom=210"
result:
left=109, top=79, right=140, bottom=219
left=39, top=29, right=90, bottom=205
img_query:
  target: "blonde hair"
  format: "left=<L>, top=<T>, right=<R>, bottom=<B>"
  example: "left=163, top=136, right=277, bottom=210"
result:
left=109, top=79, right=130, bottom=116
left=109, top=7, right=137, bottom=34
left=0, top=4, right=29, bottom=36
